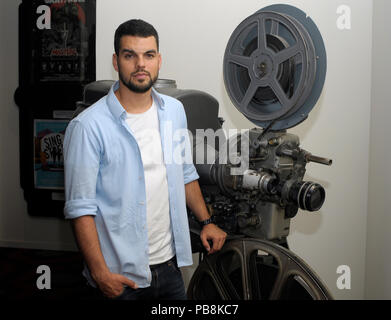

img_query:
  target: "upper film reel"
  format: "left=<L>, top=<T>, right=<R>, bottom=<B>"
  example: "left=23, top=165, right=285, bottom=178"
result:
left=223, top=4, right=327, bottom=130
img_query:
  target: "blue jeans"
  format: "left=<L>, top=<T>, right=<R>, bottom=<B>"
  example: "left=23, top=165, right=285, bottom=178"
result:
left=112, top=256, right=187, bottom=300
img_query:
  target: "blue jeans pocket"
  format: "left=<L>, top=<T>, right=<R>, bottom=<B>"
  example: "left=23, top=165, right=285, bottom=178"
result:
left=167, top=257, right=181, bottom=273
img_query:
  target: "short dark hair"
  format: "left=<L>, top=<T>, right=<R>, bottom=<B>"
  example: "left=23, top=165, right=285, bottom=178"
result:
left=114, top=19, right=159, bottom=55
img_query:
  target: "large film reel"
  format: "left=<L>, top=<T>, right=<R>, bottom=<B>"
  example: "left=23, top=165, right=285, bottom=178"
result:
left=187, top=239, right=332, bottom=300
left=223, top=4, right=326, bottom=130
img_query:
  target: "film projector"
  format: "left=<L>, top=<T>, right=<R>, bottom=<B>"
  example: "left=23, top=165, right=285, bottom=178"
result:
left=74, top=4, right=333, bottom=300
left=186, top=4, right=333, bottom=300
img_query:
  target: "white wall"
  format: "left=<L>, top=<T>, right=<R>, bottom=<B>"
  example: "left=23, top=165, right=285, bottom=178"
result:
left=365, top=0, right=391, bottom=300
left=288, top=0, right=372, bottom=300
left=0, top=0, right=376, bottom=300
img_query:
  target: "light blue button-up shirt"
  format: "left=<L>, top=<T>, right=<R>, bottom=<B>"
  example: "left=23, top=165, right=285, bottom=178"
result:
left=63, top=81, right=199, bottom=288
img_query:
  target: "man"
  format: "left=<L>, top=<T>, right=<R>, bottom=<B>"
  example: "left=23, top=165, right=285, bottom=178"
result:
left=63, top=19, right=227, bottom=300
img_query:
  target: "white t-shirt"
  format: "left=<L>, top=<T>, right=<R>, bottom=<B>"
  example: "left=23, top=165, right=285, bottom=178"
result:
left=126, top=99, right=175, bottom=265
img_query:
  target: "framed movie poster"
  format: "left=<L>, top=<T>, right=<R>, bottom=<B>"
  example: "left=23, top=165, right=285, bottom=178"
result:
left=34, top=119, right=69, bottom=190
left=21, top=0, right=96, bottom=84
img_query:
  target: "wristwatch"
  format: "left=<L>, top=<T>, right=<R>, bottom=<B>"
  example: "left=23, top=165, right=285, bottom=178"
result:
left=199, top=217, right=213, bottom=227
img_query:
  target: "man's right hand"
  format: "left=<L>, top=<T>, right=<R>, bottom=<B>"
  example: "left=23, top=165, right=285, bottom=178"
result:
left=94, top=271, right=138, bottom=299
left=71, top=216, right=138, bottom=298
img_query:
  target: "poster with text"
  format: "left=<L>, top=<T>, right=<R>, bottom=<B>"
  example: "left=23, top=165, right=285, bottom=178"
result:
left=34, top=119, right=69, bottom=189
left=31, top=0, right=96, bottom=83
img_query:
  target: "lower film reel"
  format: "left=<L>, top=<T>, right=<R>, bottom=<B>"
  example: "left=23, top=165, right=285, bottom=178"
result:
left=187, top=239, right=333, bottom=300
left=223, top=4, right=327, bottom=130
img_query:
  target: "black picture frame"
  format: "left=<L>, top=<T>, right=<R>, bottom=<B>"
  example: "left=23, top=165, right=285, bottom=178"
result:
left=19, top=0, right=96, bottom=86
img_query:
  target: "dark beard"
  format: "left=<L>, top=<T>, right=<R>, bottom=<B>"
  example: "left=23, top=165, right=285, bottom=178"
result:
left=119, top=68, right=158, bottom=93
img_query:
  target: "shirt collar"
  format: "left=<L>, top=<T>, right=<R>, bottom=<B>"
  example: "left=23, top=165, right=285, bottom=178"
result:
left=107, top=81, right=166, bottom=120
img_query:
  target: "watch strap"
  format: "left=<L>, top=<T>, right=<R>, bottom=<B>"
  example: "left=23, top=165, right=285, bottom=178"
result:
left=199, top=217, right=213, bottom=227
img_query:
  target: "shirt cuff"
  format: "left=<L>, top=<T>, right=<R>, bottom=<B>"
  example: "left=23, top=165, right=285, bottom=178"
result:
left=184, top=167, right=199, bottom=185
left=64, top=199, right=98, bottom=219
